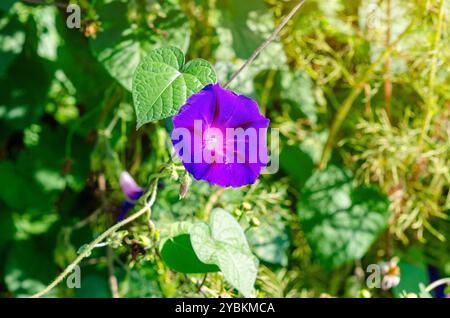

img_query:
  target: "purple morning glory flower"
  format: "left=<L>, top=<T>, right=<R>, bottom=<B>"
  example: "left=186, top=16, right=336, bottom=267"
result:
left=118, top=171, right=144, bottom=221
left=171, top=83, right=269, bottom=188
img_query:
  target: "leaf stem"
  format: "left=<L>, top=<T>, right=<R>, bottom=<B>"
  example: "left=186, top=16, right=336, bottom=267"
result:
left=224, top=0, right=306, bottom=88
left=107, top=247, right=120, bottom=298
left=30, top=178, right=159, bottom=298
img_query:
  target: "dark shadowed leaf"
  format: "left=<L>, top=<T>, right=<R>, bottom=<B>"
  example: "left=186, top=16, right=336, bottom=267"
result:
left=0, top=11, right=25, bottom=77
left=5, top=240, right=56, bottom=297
left=90, top=0, right=190, bottom=91
left=217, top=0, right=268, bottom=59
left=247, top=214, right=290, bottom=266
left=161, top=234, right=219, bottom=273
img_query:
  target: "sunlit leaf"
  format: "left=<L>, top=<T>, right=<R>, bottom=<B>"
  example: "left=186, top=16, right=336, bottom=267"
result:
left=190, top=208, right=259, bottom=297
left=132, top=46, right=216, bottom=127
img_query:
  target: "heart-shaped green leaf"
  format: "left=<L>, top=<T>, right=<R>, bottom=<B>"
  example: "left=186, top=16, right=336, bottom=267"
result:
left=132, top=46, right=217, bottom=127
left=190, top=208, right=259, bottom=298
left=298, top=165, right=390, bottom=270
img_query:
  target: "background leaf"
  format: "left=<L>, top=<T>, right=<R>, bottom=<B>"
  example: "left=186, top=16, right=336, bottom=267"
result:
left=298, top=165, right=390, bottom=269
left=0, top=10, right=25, bottom=77
left=5, top=240, right=56, bottom=297
left=216, top=0, right=269, bottom=59
left=90, top=0, right=190, bottom=91
left=247, top=214, right=290, bottom=266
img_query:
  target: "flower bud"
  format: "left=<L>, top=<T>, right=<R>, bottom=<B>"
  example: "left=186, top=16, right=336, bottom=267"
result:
left=242, top=202, right=252, bottom=210
left=179, top=174, right=192, bottom=199
left=250, top=217, right=260, bottom=227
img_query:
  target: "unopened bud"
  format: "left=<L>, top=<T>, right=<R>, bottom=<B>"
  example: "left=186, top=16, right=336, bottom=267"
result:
left=179, top=174, right=192, bottom=199
left=242, top=202, right=252, bottom=210
left=250, top=217, right=260, bottom=227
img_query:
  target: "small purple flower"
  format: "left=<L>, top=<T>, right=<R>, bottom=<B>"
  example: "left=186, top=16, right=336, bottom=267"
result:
left=118, top=171, right=144, bottom=220
left=171, top=83, right=270, bottom=188
left=120, top=171, right=144, bottom=201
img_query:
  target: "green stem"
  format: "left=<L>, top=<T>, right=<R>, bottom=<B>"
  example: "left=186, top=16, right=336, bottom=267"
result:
left=318, top=21, right=414, bottom=169
left=224, top=0, right=305, bottom=88
left=30, top=179, right=159, bottom=298
left=420, top=0, right=445, bottom=142
left=384, top=0, right=392, bottom=118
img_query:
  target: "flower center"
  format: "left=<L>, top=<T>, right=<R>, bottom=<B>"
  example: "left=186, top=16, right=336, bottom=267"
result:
left=203, top=127, right=223, bottom=152
left=205, top=135, right=217, bottom=150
